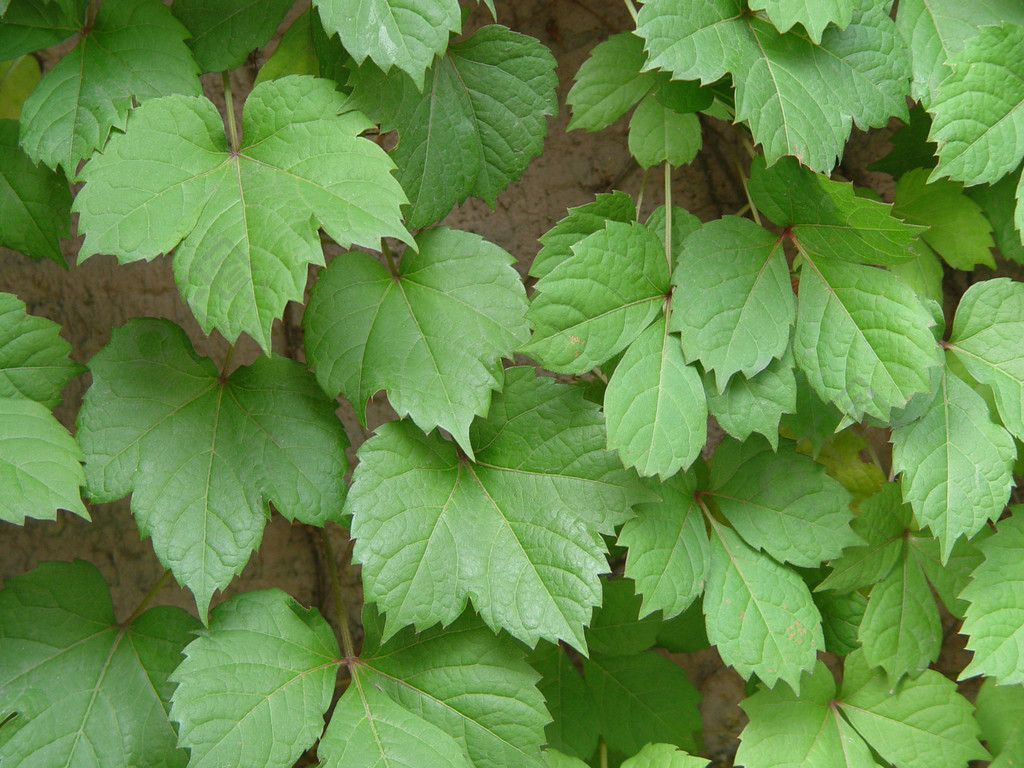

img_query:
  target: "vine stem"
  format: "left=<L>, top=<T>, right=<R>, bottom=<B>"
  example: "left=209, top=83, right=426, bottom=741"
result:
left=734, top=156, right=762, bottom=226
left=321, top=527, right=356, bottom=659
left=635, top=167, right=649, bottom=219
left=221, top=71, right=240, bottom=152
left=663, top=162, right=673, bottom=273
left=622, top=0, right=638, bottom=23
left=123, top=570, right=171, bottom=626
left=600, top=737, right=608, bottom=768
left=381, top=238, right=399, bottom=278
left=220, top=343, right=236, bottom=380
left=84, top=0, right=101, bottom=27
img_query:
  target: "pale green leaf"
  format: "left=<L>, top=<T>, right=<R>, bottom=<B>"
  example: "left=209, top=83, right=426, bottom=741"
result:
left=889, top=243, right=945, bottom=307
left=315, top=0, right=460, bottom=88
left=0, top=560, right=199, bottom=768
left=0, top=291, right=81, bottom=408
left=567, top=31, right=658, bottom=132
left=707, top=436, right=857, bottom=568
left=704, top=521, right=823, bottom=689
left=0, top=0, right=78, bottom=59
left=929, top=24, right=1024, bottom=186
left=949, top=278, right=1024, bottom=440
left=528, top=641, right=598, bottom=760
left=959, top=512, right=1024, bottom=684
left=0, top=119, right=71, bottom=263
left=967, top=167, right=1024, bottom=264
left=628, top=94, right=701, bottom=168
left=618, top=471, right=710, bottom=619
left=891, top=364, right=1015, bottom=560
left=0, top=56, right=40, bottom=118
left=706, top=349, right=797, bottom=450
left=647, top=203, right=702, bottom=270
left=622, top=743, right=709, bottom=768
left=172, top=0, right=293, bottom=72
left=532, top=191, right=636, bottom=279
left=671, top=215, right=794, bottom=386
left=346, top=367, right=640, bottom=650
left=348, top=25, right=557, bottom=229
left=525, top=220, right=668, bottom=374
left=605, top=316, right=706, bottom=479
left=75, top=75, right=410, bottom=352
left=303, top=227, right=528, bottom=458
left=77, top=319, right=349, bottom=616
left=748, top=0, right=855, bottom=43
left=585, top=577, right=663, bottom=657
left=544, top=749, right=591, bottom=768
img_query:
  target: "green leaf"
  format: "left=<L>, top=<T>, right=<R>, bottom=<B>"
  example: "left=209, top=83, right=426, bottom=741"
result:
left=706, top=350, right=797, bottom=450
left=19, top=0, right=200, bottom=175
left=967, top=166, right=1024, bottom=264
left=622, top=743, right=709, bottom=768
left=0, top=560, right=199, bottom=768
left=794, top=256, right=942, bottom=422
left=893, top=168, right=995, bottom=270
left=907, top=532, right=985, bottom=620
left=315, top=0, right=461, bottom=88
left=304, top=227, right=528, bottom=458
left=0, top=55, right=40, bottom=118
left=77, top=319, right=349, bottom=616
left=253, top=9, right=318, bottom=83
left=359, top=607, right=548, bottom=768
left=748, top=0, right=855, bottom=43
left=0, top=0, right=78, bottom=59
left=532, top=191, right=636, bottom=279
left=544, top=748, right=592, bottom=768
left=524, top=220, right=668, bottom=374
left=704, top=521, right=823, bottom=689
left=636, top=0, right=909, bottom=171
left=567, top=31, right=658, bottom=132
left=949, top=278, right=1024, bottom=441
left=0, top=119, right=71, bottom=263
left=975, top=677, right=1024, bottom=768
left=0, top=291, right=82, bottom=408
left=647, top=203, right=702, bottom=269
left=889, top=242, right=945, bottom=307
left=707, top=436, right=857, bottom=568
left=656, top=600, right=710, bottom=652
left=815, top=589, right=866, bottom=656
left=585, top=577, right=663, bottom=657
left=671, top=216, right=794, bottom=386
left=929, top=24, right=1024, bottom=186
left=348, top=25, right=557, bottom=229
left=959, top=512, right=1024, bottom=684
left=171, top=590, right=340, bottom=768
left=619, top=471, right=710, bottom=619
left=891, top=364, right=1015, bottom=560
left=172, top=0, right=293, bottom=72
left=869, top=103, right=937, bottom=179
left=628, top=94, right=701, bottom=168
left=605, top=316, right=706, bottom=479
left=780, top=369, right=844, bottom=457
left=346, top=367, right=640, bottom=650
left=75, top=75, right=410, bottom=352
left=528, top=641, right=598, bottom=759
left=583, top=651, right=701, bottom=755
left=812, top=429, right=886, bottom=504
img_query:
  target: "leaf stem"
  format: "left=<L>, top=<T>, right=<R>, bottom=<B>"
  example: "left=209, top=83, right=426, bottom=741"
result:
left=220, top=343, right=236, bottom=380
left=221, top=71, right=240, bottom=152
left=321, top=526, right=357, bottom=659
left=622, top=0, right=639, bottom=24
left=600, top=737, right=608, bottom=768
left=84, top=0, right=100, bottom=27
left=664, top=162, right=673, bottom=273
left=123, top=570, right=171, bottom=626
left=381, top=238, right=399, bottom=278
left=735, top=156, right=762, bottom=227
left=635, top=167, right=649, bottom=219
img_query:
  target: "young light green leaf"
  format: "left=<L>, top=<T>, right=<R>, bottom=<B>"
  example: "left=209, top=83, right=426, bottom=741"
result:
left=532, top=191, right=636, bottom=279
left=75, top=75, right=410, bottom=352
left=636, top=0, right=909, bottom=171
left=622, top=743, right=709, bottom=768
left=359, top=607, right=548, bottom=768
left=0, top=292, right=82, bottom=408
left=525, top=220, right=668, bottom=374
left=893, top=168, right=995, bottom=270
left=583, top=651, right=701, bottom=756
left=929, top=24, right=1024, bottom=186
left=795, top=256, right=942, bottom=422
left=171, top=590, right=340, bottom=768
left=528, top=641, right=599, bottom=760
left=949, top=278, right=1024, bottom=440
left=304, top=227, right=528, bottom=458
left=0, top=560, right=199, bottom=768
left=628, top=94, right=701, bottom=168
left=346, top=367, right=640, bottom=650
left=0, top=0, right=78, bottom=59
left=315, top=0, right=460, bottom=88
left=748, top=0, right=855, bottom=43
left=704, top=521, right=823, bottom=690
left=0, top=56, right=40, bottom=118
left=585, top=578, right=664, bottom=657
left=619, top=471, right=710, bottom=619
left=172, top=0, right=293, bottom=72
left=348, top=25, right=557, bottom=229
left=671, top=216, right=794, bottom=386
left=0, top=119, right=71, bottom=263
left=77, top=319, right=349, bottom=616
left=605, top=316, right=706, bottom=479
left=815, top=589, right=866, bottom=656
left=889, top=242, right=945, bottom=307
left=706, top=350, right=797, bottom=450
left=891, top=364, right=1015, bottom=561
left=959, top=512, right=1024, bottom=684
left=567, top=31, right=658, bottom=132
left=544, top=749, right=592, bottom=768
left=967, top=167, right=1024, bottom=264
left=707, top=436, right=857, bottom=568
left=19, top=0, right=200, bottom=175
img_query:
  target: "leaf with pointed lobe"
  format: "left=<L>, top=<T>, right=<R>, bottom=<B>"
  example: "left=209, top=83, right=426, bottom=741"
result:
left=528, top=641, right=598, bottom=760
left=748, top=0, right=855, bottom=43
left=628, top=94, right=701, bottom=168
left=0, top=0, right=78, bottom=59
left=815, top=588, right=866, bottom=656
left=622, top=743, right=709, bottom=768
left=172, top=0, right=294, bottom=72
left=908, top=531, right=986, bottom=619
left=869, top=103, right=937, bottom=179
left=975, top=677, right=1024, bottom=768
left=585, top=577, right=663, bottom=657
left=0, top=292, right=81, bottom=408
left=647, top=204, right=702, bottom=270
left=253, top=9, right=320, bottom=84
left=304, top=226, right=529, bottom=458
left=532, top=191, right=636, bottom=279
left=567, top=31, right=659, bottom=133
left=545, top=749, right=591, bottom=768
left=781, top=369, right=844, bottom=457
left=707, top=350, right=797, bottom=451
left=890, top=243, right=945, bottom=307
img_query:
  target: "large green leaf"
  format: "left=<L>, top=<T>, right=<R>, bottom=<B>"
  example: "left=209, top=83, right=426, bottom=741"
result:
left=0, top=291, right=81, bottom=408
left=346, top=367, right=641, bottom=650
left=747, top=0, right=855, bottom=42
left=0, top=560, right=199, bottom=768
left=77, top=319, right=349, bottom=616
left=315, top=0, right=460, bottom=88
left=304, top=227, right=528, bottom=458
left=567, top=32, right=659, bottom=132
left=636, top=0, right=909, bottom=171
left=524, top=220, right=668, bottom=374
left=170, top=590, right=340, bottom=768
left=18, top=0, right=200, bottom=175
left=531, top=191, right=636, bottom=279
left=528, top=642, right=598, bottom=760
left=604, top=316, right=706, bottom=479
left=0, top=0, right=79, bottom=59
left=891, top=363, right=1015, bottom=560
left=0, top=118, right=71, bottom=263
left=705, top=350, right=796, bottom=450
left=627, top=95, right=701, bottom=168
left=348, top=25, right=557, bottom=229
left=75, top=75, right=410, bottom=352
left=172, top=0, right=294, bottom=72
